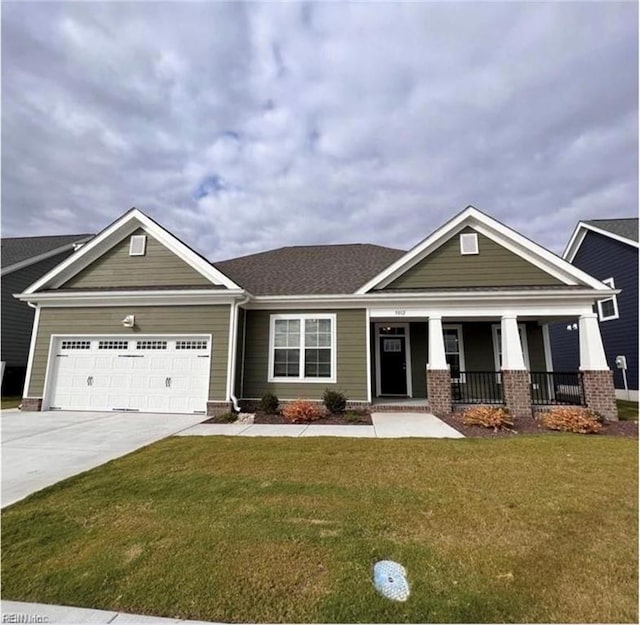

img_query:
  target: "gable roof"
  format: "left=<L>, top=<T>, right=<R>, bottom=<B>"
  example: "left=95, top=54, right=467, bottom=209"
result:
left=564, top=218, right=639, bottom=262
left=23, top=207, right=242, bottom=294
left=356, top=205, right=613, bottom=294
left=1, top=233, right=93, bottom=276
left=214, top=244, right=405, bottom=296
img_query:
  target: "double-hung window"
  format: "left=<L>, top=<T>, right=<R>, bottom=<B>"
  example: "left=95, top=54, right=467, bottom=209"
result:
left=443, top=324, right=465, bottom=382
left=597, top=278, right=619, bottom=321
left=492, top=324, right=530, bottom=371
left=269, top=314, right=336, bottom=382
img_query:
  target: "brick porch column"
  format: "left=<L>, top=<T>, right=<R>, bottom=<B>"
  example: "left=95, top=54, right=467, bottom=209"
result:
left=426, top=315, right=451, bottom=416
left=579, top=313, right=618, bottom=420
left=501, top=315, right=532, bottom=418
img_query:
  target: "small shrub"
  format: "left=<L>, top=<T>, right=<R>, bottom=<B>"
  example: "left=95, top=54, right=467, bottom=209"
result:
left=462, top=405, right=513, bottom=431
left=323, top=389, right=347, bottom=414
left=281, top=400, right=325, bottom=423
left=216, top=412, right=238, bottom=423
left=540, top=407, right=602, bottom=434
left=259, top=392, right=279, bottom=414
left=343, top=410, right=368, bottom=424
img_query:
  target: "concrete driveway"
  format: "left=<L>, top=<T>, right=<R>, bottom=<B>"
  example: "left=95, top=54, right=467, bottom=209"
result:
left=1, top=410, right=205, bottom=508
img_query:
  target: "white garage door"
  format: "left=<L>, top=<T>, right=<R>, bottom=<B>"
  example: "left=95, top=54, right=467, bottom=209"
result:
left=47, top=336, right=211, bottom=414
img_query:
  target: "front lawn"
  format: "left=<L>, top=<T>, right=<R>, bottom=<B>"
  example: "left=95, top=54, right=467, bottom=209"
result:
left=2, top=436, right=637, bottom=623
left=617, top=399, right=639, bottom=421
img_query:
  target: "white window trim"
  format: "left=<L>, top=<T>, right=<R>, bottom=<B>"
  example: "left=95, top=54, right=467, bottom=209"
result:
left=443, top=324, right=466, bottom=383
left=492, top=323, right=530, bottom=372
left=597, top=277, right=619, bottom=322
left=374, top=322, right=413, bottom=397
left=268, top=313, right=337, bottom=384
left=129, top=234, right=147, bottom=256
left=459, top=232, right=479, bottom=255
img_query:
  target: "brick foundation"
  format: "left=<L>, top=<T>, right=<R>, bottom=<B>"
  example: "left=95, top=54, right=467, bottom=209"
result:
left=582, top=370, right=618, bottom=421
left=502, top=370, right=532, bottom=419
left=206, top=401, right=233, bottom=417
left=426, top=369, right=451, bottom=416
left=20, top=397, right=42, bottom=411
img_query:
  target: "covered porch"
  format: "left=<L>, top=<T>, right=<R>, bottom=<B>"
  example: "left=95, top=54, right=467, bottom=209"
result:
left=367, top=307, right=617, bottom=420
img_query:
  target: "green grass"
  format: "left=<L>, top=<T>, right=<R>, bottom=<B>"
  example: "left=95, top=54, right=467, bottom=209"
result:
left=617, top=399, right=639, bottom=420
left=2, top=437, right=637, bottom=623
left=1, top=396, right=21, bottom=409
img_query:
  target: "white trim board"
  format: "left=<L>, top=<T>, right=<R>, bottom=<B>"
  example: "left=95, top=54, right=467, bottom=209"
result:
left=23, top=208, right=241, bottom=294
left=564, top=221, right=639, bottom=263
left=356, top=206, right=612, bottom=293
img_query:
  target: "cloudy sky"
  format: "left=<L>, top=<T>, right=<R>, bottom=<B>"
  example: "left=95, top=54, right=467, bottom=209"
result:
left=2, top=1, right=637, bottom=261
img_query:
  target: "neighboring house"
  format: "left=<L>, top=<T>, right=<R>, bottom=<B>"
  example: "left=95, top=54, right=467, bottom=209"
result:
left=1, top=233, right=93, bottom=395
left=14, top=206, right=620, bottom=420
left=550, top=218, right=639, bottom=401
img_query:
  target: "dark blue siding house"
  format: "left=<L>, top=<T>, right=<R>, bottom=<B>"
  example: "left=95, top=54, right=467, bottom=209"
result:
left=550, top=219, right=638, bottom=401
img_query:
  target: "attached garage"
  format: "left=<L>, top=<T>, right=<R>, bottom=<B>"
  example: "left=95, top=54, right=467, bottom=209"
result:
left=46, top=335, right=211, bottom=414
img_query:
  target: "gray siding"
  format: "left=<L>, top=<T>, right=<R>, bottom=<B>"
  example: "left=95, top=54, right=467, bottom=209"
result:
left=28, top=305, right=231, bottom=400
left=242, top=309, right=368, bottom=401
left=1, top=251, right=74, bottom=367
left=384, top=227, right=563, bottom=289
left=63, top=228, right=213, bottom=289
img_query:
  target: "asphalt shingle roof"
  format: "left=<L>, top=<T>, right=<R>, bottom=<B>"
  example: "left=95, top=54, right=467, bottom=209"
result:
left=214, top=244, right=406, bottom=295
left=585, top=218, right=638, bottom=243
left=1, top=234, right=93, bottom=268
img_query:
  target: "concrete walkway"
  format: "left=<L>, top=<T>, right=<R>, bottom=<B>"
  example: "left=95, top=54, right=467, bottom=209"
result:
left=177, top=412, right=464, bottom=439
left=1, top=600, right=220, bottom=624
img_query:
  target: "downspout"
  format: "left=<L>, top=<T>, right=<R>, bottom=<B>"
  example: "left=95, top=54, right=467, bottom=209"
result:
left=229, top=294, right=251, bottom=412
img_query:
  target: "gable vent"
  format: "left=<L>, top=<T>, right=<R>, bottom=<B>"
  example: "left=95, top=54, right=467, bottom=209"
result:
left=459, top=233, right=479, bottom=255
left=129, top=234, right=147, bottom=256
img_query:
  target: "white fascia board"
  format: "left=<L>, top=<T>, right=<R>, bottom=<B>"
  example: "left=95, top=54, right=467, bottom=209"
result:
left=14, top=289, right=246, bottom=307
left=356, top=206, right=611, bottom=293
left=23, top=209, right=240, bottom=294
left=563, top=222, right=639, bottom=262
left=244, top=288, right=617, bottom=310
left=0, top=236, right=93, bottom=277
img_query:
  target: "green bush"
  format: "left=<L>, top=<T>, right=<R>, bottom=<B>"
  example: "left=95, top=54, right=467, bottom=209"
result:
left=216, top=412, right=238, bottom=423
left=323, top=389, right=347, bottom=414
left=259, top=392, right=279, bottom=414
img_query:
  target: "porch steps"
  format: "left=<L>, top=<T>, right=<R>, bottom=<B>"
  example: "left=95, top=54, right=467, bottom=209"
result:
left=372, top=402, right=432, bottom=412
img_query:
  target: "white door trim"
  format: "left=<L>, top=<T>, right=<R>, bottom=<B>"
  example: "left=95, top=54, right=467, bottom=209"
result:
left=374, top=322, right=412, bottom=397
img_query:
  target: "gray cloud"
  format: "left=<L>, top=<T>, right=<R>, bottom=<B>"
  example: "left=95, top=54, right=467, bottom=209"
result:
left=2, top=1, right=637, bottom=261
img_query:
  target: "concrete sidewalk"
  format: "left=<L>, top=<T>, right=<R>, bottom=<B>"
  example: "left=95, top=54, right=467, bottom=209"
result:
left=1, top=600, right=220, bottom=624
left=176, top=412, right=464, bottom=439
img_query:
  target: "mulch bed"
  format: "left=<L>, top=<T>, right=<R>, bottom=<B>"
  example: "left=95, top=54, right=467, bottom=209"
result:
left=203, top=410, right=373, bottom=426
left=439, top=412, right=638, bottom=439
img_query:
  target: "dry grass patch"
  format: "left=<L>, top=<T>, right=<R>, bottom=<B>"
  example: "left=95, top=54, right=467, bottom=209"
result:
left=1, top=436, right=637, bottom=623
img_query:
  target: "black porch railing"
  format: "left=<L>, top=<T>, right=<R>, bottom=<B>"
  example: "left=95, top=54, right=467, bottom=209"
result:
left=530, top=371, right=585, bottom=406
left=451, top=372, right=503, bottom=404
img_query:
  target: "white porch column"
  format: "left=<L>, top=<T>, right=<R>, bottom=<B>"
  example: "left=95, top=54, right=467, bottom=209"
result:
left=579, top=313, right=608, bottom=370
left=427, top=315, right=448, bottom=369
left=501, top=315, right=526, bottom=370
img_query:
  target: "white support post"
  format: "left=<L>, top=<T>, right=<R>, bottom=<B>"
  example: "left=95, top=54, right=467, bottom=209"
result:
left=501, top=315, right=526, bottom=370
left=427, top=315, right=448, bottom=369
left=579, top=313, right=608, bottom=370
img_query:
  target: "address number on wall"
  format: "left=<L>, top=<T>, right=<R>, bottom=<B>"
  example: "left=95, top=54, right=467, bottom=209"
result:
left=394, top=310, right=406, bottom=316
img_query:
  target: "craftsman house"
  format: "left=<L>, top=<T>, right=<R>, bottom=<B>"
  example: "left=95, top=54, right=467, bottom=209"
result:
left=15, top=206, right=619, bottom=420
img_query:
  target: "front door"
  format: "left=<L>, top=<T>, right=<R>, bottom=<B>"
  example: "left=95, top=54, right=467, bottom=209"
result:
left=379, top=335, right=408, bottom=395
